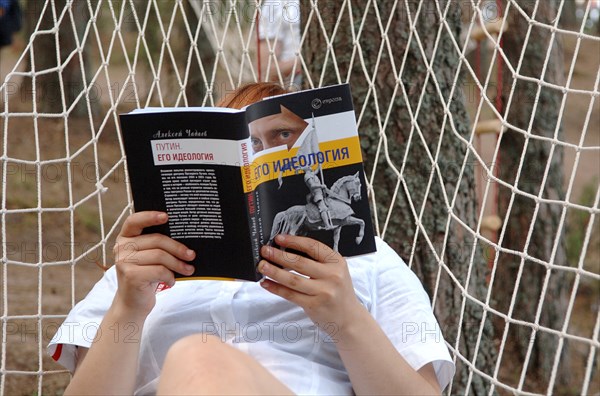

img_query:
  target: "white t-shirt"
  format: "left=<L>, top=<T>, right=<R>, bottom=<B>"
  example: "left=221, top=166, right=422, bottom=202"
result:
left=48, top=238, right=454, bottom=395
left=259, top=1, right=300, bottom=62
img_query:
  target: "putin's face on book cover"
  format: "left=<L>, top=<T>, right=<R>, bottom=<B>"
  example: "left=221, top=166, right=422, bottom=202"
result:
left=249, top=105, right=308, bottom=153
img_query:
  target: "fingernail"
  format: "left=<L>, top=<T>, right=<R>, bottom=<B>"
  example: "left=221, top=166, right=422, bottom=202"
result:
left=259, top=261, right=269, bottom=274
left=263, top=245, right=272, bottom=256
left=186, top=249, right=195, bottom=258
left=260, top=279, right=270, bottom=288
left=158, top=213, right=168, bottom=222
left=275, top=234, right=286, bottom=243
left=185, top=264, right=195, bottom=273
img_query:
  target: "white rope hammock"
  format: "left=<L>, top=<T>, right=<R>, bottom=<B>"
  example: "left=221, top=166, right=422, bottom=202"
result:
left=0, top=0, right=598, bottom=394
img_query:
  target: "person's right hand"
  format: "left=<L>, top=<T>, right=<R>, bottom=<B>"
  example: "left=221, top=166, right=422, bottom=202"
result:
left=113, top=211, right=195, bottom=316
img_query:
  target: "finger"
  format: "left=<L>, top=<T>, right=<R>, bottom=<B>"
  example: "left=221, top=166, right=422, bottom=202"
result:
left=260, top=245, right=324, bottom=279
left=121, top=264, right=177, bottom=288
left=274, top=234, right=340, bottom=264
left=120, top=249, right=194, bottom=276
left=260, top=278, right=312, bottom=307
left=258, top=260, right=319, bottom=295
left=120, top=211, right=168, bottom=238
left=115, top=234, right=195, bottom=262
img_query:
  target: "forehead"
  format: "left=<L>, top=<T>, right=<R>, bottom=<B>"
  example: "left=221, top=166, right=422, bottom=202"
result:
left=249, top=108, right=308, bottom=134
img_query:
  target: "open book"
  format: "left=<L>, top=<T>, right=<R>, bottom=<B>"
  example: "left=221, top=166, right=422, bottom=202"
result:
left=119, top=83, right=376, bottom=281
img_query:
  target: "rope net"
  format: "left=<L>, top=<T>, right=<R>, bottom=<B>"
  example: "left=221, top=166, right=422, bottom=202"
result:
left=0, top=0, right=598, bottom=394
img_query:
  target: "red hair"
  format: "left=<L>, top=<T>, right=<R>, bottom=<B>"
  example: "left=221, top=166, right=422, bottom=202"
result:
left=217, top=82, right=288, bottom=109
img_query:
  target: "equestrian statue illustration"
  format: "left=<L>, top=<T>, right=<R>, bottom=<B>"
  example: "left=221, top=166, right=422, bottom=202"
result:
left=267, top=115, right=366, bottom=252
left=268, top=168, right=365, bottom=252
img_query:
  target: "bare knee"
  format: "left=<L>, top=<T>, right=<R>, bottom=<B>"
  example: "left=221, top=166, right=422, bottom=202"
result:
left=168, top=334, right=225, bottom=364
left=164, top=334, right=238, bottom=378
left=158, top=334, right=293, bottom=395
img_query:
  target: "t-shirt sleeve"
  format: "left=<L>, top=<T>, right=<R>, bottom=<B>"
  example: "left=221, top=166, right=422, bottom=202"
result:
left=47, top=266, right=118, bottom=372
left=370, top=239, right=455, bottom=391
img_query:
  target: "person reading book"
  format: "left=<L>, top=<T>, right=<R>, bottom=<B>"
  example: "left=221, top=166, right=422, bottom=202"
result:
left=49, top=83, right=454, bottom=395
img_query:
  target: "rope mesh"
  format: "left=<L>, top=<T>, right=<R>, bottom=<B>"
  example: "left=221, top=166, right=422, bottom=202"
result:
left=0, top=0, right=598, bottom=394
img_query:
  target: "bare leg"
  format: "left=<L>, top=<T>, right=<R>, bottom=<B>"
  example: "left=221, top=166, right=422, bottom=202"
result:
left=157, top=334, right=294, bottom=395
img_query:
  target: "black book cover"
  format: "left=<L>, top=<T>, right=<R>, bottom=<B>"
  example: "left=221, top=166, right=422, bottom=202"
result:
left=120, top=109, right=259, bottom=281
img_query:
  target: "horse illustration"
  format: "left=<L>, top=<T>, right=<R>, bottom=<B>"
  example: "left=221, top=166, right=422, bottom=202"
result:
left=267, top=172, right=365, bottom=252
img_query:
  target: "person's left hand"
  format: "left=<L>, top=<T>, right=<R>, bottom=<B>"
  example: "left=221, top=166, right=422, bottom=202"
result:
left=258, top=234, right=364, bottom=335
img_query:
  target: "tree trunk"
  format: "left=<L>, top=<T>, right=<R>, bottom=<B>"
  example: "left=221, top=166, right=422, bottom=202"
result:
left=302, top=1, right=496, bottom=394
left=182, top=0, right=215, bottom=106
left=22, top=0, right=98, bottom=117
left=498, top=0, right=568, bottom=391
left=559, top=0, right=577, bottom=29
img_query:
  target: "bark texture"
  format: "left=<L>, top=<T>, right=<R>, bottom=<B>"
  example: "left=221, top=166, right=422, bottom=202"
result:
left=302, top=1, right=496, bottom=394
left=497, top=0, right=569, bottom=391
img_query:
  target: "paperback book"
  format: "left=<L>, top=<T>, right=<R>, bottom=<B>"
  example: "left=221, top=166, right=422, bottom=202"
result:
left=119, top=83, right=376, bottom=281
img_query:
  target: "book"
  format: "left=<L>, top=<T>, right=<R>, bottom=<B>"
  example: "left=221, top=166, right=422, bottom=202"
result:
left=119, top=83, right=376, bottom=281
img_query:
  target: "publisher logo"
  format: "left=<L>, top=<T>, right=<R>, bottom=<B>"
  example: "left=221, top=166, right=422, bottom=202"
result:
left=312, top=96, right=342, bottom=109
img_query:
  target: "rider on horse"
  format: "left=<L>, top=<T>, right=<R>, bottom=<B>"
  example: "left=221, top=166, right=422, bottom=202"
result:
left=302, top=167, right=334, bottom=229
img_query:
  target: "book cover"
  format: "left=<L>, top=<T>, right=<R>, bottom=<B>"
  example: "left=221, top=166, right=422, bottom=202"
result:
left=119, top=84, right=376, bottom=281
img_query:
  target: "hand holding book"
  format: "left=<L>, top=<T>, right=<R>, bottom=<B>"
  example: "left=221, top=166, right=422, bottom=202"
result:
left=112, top=211, right=195, bottom=315
left=258, top=234, right=365, bottom=336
